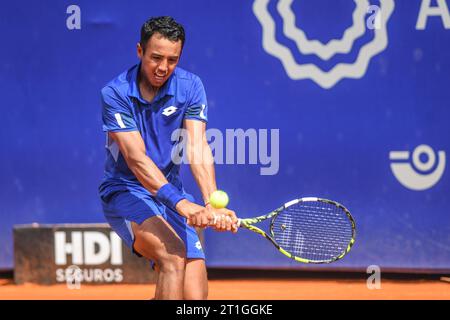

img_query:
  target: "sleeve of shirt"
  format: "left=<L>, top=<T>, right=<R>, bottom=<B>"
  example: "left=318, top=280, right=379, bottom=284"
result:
left=184, top=76, right=208, bottom=123
left=101, top=86, right=138, bottom=132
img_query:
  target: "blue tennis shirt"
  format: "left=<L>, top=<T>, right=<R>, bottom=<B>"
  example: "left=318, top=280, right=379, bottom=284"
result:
left=99, top=64, right=208, bottom=200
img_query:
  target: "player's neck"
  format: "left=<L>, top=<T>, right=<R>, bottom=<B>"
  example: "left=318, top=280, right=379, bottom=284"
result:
left=138, top=73, right=159, bottom=103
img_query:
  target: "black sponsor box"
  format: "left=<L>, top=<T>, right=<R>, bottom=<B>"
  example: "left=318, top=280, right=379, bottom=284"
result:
left=13, top=223, right=157, bottom=285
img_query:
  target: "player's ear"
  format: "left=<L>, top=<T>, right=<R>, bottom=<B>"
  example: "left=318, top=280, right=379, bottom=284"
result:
left=137, top=42, right=143, bottom=59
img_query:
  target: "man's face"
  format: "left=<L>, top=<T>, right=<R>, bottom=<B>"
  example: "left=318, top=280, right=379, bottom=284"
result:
left=137, top=33, right=182, bottom=88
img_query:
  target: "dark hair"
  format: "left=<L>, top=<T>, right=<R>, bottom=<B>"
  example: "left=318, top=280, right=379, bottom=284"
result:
left=140, top=16, right=185, bottom=51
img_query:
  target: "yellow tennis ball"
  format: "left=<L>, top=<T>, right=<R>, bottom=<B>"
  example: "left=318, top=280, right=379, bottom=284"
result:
left=209, top=190, right=229, bottom=209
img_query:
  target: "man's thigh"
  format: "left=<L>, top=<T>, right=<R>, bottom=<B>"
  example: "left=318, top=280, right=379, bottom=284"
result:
left=131, top=216, right=186, bottom=261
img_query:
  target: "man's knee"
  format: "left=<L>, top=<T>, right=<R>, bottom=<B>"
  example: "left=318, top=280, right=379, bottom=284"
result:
left=155, top=250, right=187, bottom=273
left=134, top=235, right=187, bottom=273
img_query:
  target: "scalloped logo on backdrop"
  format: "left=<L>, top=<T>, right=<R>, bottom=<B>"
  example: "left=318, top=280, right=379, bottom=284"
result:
left=253, top=0, right=395, bottom=89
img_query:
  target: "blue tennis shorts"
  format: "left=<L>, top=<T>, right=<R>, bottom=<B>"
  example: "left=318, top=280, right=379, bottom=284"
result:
left=101, top=186, right=205, bottom=261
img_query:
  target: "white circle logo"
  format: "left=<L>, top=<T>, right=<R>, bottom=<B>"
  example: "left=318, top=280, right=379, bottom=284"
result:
left=389, top=144, right=446, bottom=191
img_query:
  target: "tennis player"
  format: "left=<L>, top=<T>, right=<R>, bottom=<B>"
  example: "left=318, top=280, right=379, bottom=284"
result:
left=99, top=16, right=238, bottom=300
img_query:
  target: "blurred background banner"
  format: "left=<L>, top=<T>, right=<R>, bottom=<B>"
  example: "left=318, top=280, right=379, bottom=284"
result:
left=1, top=0, right=449, bottom=272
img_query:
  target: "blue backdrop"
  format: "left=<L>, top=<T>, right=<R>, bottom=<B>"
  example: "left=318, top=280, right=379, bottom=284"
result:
left=1, top=0, right=449, bottom=272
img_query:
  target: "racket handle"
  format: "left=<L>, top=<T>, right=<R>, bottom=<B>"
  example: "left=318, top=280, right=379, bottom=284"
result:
left=210, top=214, right=231, bottom=225
left=209, top=214, right=240, bottom=229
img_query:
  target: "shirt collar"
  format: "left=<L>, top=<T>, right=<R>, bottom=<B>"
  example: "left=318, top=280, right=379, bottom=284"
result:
left=128, top=63, right=176, bottom=104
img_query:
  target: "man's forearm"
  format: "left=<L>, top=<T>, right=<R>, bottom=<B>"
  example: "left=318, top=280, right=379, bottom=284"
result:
left=188, top=141, right=217, bottom=205
left=127, top=155, right=168, bottom=195
left=129, top=155, right=192, bottom=217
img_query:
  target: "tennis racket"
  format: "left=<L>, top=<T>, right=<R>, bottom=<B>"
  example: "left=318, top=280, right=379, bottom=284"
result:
left=237, top=197, right=356, bottom=264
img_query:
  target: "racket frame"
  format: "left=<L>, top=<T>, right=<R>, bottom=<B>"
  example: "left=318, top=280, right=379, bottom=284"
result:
left=237, top=197, right=356, bottom=264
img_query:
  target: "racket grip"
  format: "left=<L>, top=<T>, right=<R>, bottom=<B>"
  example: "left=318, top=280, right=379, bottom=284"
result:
left=209, top=214, right=240, bottom=228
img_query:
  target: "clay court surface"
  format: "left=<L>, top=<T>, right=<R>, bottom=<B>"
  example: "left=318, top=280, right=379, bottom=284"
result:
left=0, top=277, right=448, bottom=300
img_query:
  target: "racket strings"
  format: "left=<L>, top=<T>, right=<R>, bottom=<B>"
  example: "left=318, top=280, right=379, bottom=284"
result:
left=272, top=201, right=353, bottom=262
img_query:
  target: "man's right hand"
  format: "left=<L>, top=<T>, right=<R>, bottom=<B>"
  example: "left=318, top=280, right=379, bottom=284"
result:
left=176, top=199, right=215, bottom=228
